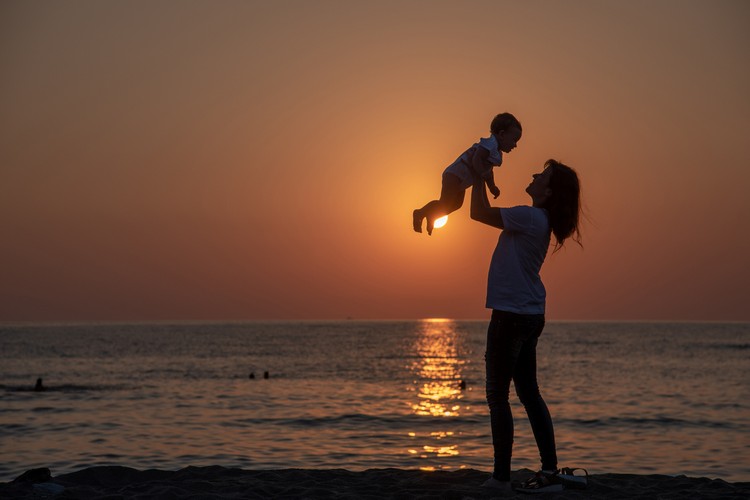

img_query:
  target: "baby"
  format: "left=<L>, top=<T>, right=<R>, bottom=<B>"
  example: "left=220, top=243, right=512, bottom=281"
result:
left=413, top=113, right=522, bottom=234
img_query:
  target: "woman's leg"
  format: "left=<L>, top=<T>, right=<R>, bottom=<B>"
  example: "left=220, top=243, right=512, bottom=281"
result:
left=513, top=317, right=558, bottom=472
left=485, top=310, right=528, bottom=481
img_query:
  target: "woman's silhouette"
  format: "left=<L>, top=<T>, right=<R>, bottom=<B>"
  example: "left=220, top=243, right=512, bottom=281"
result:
left=470, top=159, right=582, bottom=493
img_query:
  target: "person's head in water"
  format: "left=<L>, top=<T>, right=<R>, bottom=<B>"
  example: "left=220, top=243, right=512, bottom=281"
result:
left=526, top=159, right=582, bottom=251
left=490, top=113, right=522, bottom=154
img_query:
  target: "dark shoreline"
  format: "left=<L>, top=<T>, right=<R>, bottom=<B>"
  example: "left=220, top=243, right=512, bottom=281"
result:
left=2, top=465, right=749, bottom=499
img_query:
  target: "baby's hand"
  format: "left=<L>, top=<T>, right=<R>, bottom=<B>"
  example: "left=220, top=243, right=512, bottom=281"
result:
left=489, top=185, right=501, bottom=198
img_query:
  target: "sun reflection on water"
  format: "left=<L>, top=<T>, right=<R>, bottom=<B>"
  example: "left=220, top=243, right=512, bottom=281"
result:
left=410, top=318, right=466, bottom=418
left=406, top=318, right=470, bottom=470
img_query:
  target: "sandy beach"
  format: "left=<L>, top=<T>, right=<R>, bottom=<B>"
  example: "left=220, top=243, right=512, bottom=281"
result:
left=2, top=466, right=748, bottom=499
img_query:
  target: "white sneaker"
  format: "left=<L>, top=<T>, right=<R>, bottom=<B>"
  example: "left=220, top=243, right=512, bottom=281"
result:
left=556, top=467, right=588, bottom=489
left=482, top=476, right=514, bottom=495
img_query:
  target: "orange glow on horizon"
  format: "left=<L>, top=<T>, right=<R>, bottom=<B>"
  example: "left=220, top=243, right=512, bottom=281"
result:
left=422, top=318, right=453, bottom=324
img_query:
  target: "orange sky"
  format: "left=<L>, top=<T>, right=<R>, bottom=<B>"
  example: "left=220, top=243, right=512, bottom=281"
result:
left=1, top=1, right=749, bottom=321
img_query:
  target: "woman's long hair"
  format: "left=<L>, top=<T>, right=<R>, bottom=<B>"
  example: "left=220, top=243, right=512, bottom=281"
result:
left=543, top=159, right=582, bottom=251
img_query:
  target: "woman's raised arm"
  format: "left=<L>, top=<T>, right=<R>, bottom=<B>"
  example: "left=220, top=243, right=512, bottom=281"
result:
left=470, top=176, right=504, bottom=229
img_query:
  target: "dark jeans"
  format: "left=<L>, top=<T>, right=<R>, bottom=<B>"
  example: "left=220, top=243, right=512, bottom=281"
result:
left=485, top=309, right=557, bottom=481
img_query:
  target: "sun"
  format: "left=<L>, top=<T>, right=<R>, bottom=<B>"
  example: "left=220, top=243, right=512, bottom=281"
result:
left=433, top=216, right=448, bottom=229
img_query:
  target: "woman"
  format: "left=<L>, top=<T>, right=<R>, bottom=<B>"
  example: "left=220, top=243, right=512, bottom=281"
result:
left=470, top=159, right=582, bottom=494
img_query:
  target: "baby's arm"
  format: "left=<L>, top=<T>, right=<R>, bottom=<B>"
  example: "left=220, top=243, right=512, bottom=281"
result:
left=470, top=147, right=500, bottom=197
left=485, top=170, right=500, bottom=199
left=471, top=146, right=491, bottom=177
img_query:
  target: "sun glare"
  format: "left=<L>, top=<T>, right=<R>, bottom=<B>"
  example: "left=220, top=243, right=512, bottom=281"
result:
left=433, top=216, right=448, bottom=229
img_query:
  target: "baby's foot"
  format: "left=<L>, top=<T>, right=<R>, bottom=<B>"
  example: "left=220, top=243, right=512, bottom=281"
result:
left=413, top=209, right=423, bottom=233
left=426, top=216, right=435, bottom=236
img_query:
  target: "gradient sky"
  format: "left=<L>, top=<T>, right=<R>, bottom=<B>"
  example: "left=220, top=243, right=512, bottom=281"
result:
left=2, top=1, right=749, bottom=322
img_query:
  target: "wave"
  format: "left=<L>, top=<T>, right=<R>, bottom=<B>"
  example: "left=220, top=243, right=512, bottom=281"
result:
left=229, top=412, right=485, bottom=429
left=559, top=415, right=745, bottom=431
left=708, top=343, right=750, bottom=351
left=1, top=383, right=135, bottom=393
left=240, top=413, right=746, bottom=432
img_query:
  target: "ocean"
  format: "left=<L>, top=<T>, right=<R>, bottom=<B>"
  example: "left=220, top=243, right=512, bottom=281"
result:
left=1, top=321, right=748, bottom=483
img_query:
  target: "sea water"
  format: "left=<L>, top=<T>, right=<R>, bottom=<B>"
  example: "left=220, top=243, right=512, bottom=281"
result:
left=1, top=321, right=748, bottom=482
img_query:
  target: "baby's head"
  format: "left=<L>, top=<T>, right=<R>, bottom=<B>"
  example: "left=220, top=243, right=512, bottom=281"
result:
left=490, top=113, right=522, bottom=153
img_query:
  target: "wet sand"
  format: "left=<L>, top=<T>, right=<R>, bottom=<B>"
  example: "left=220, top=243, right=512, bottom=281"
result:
left=2, top=465, right=748, bottom=499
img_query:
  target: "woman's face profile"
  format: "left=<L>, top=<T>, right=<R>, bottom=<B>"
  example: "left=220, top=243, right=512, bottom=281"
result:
left=526, top=167, right=553, bottom=199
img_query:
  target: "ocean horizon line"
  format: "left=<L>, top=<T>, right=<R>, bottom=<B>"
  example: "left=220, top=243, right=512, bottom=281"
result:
left=2, top=317, right=750, bottom=328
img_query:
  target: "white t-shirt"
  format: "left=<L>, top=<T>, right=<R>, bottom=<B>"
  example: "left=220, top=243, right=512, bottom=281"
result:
left=486, top=206, right=551, bottom=314
left=444, top=135, right=504, bottom=189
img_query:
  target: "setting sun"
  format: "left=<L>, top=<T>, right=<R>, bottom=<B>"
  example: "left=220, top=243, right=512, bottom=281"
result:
left=433, top=216, right=448, bottom=229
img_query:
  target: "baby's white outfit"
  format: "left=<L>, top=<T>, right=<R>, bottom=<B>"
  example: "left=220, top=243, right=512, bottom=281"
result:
left=443, top=135, right=503, bottom=189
